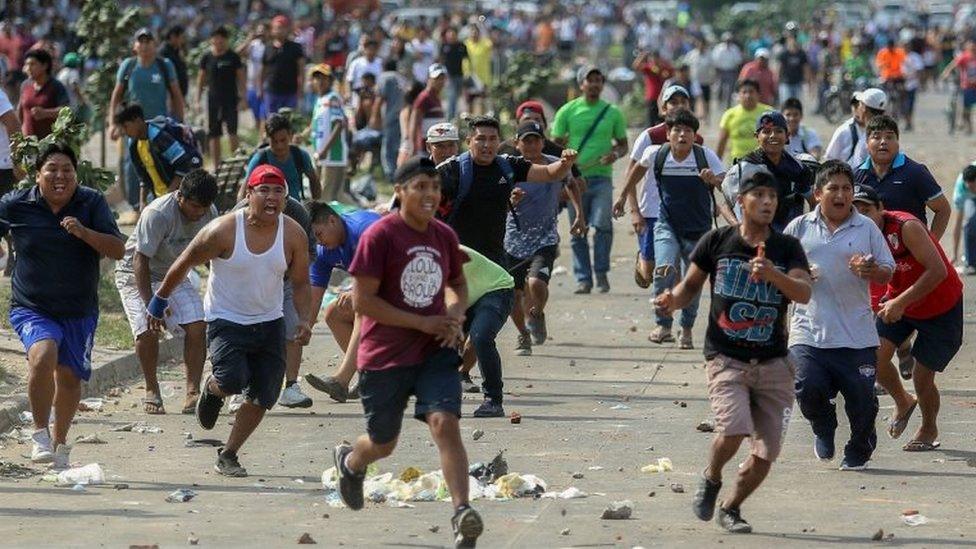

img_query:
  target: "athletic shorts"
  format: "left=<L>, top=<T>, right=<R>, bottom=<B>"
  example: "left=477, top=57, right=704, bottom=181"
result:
left=116, top=273, right=204, bottom=338
left=507, top=245, right=558, bottom=291
left=10, top=307, right=97, bottom=381
left=705, top=353, right=795, bottom=462
left=964, top=88, right=976, bottom=109
left=207, top=317, right=286, bottom=410
left=263, top=92, right=297, bottom=118
left=359, top=347, right=462, bottom=444
left=638, top=217, right=658, bottom=262
left=700, top=84, right=712, bottom=103
left=876, top=298, right=962, bottom=372
left=207, top=97, right=239, bottom=137
left=246, top=88, right=266, bottom=121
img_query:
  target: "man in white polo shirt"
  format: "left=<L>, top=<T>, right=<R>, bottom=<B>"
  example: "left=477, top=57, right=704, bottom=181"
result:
left=823, top=88, right=886, bottom=169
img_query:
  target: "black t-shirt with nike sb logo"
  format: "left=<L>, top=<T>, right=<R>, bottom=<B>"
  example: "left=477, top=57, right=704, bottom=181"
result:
left=690, top=225, right=810, bottom=362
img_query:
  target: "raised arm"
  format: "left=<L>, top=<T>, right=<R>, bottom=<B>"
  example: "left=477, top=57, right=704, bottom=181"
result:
left=525, top=148, right=577, bottom=182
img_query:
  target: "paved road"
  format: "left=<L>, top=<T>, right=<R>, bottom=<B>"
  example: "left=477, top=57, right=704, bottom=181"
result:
left=1, top=90, right=976, bottom=547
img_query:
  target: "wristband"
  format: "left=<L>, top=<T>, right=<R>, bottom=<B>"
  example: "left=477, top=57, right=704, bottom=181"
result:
left=147, top=294, right=169, bottom=320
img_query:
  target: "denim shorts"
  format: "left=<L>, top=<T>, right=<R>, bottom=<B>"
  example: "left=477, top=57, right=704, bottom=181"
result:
left=359, top=347, right=462, bottom=444
left=207, top=317, right=286, bottom=410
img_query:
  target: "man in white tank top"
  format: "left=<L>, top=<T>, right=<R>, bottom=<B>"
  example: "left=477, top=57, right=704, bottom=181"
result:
left=147, top=164, right=312, bottom=477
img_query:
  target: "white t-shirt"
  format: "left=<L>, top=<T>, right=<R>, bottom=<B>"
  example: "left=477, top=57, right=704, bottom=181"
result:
left=636, top=143, right=725, bottom=219
left=629, top=129, right=658, bottom=217
left=346, top=56, right=383, bottom=90
left=786, top=125, right=823, bottom=157
left=0, top=90, right=13, bottom=170
left=409, top=38, right=436, bottom=83
left=824, top=117, right=867, bottom=168
left=246, top=39, right=265, bottom=90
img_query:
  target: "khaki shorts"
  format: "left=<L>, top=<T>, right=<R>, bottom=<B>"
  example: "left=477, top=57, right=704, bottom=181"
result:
left=705, top=354, right=796, bottom=462
left=116, top=273, right=205, bottom=338
left=321, top=165, right=346, bottom=201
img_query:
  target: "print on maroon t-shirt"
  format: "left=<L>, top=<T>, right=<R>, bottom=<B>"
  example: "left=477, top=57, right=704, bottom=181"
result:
left=348, top=214, right=463, bottom=371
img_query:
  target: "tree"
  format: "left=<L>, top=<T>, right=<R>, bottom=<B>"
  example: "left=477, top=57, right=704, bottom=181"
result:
left=11, top=108, right=115, bottom=191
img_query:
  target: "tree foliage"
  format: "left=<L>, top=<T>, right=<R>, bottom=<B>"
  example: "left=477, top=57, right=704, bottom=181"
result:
left=490, top=52, right=558, bottom=123
left=11, top=108, right=115, bottom=191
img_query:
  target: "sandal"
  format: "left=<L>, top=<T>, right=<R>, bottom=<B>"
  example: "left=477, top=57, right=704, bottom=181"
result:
left=142, top=395, right=166, bottom=415
left=887, top=400, right=917, bottom=439
left=634, top=253, right=651, bottom=289
left=903, top=440, right=940, bottom=452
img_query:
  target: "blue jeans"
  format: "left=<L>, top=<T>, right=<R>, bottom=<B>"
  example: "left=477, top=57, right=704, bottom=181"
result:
left=446, top=75, right=464, bottom=121
left=568, top=176, right=614, bottom=284
left=792, top=345, right=878, bottom=463
left=380, top=121, right=400, bottom=180
left=464, top=288, right=514, bottom=402
left=652, top=220, right=702, bottom=329
left=964, top=198, right=976, bottom=267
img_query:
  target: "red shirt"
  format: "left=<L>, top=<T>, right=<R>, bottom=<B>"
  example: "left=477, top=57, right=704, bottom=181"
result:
left=19, top=78, right=69, bottom=138
left=647, top=122, right=704, bottom=145
left=870, top=211, right=961, bottom=319
left=955, top=51, right=976, bottom=89
left=640, top=60, right=674, bottom=101
left=348, top=214, right=464, bottom=371
left=738, top=61, right=778, bottom=106
left=412, top=88, right=444, bottom=151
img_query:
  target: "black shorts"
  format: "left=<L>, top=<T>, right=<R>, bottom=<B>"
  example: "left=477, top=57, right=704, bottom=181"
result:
left=0, top=169, right=15, bottom=197
left=359, top=347, right=462, bottom=444
left=507, top=245, right=558, bottom=291
left=207, top=317, right=286, bottom=410
left=700, top=84, right=712, bottom=103
left=207, top=97, right=239, bottom=138
left=876, top=298, right=963, bottom=373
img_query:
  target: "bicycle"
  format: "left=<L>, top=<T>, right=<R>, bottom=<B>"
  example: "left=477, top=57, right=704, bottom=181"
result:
left=881, top=78, right=906, bottom=123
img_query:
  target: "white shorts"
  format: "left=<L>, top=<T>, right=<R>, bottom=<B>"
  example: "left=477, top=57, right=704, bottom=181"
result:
left=116, top=272, right=205, bottom=338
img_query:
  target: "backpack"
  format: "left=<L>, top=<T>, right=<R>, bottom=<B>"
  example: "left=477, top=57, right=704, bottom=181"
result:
left=121, top=57, right=172, bottom=97
left=846, top=120, right=859, bottom=162
left=147, top=116, right=201, bottom=156
left=448, top=151, right=519, bottom=228
left=254, top=144, right=310, bottom=199
left=653, top=143, right=714, bottom=236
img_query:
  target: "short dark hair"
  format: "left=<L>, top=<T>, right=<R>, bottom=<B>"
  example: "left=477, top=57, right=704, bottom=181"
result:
left=468, top=115, right=501, bottom=135
left=404, top=81, right=424, bottom=105
left=394, top=155, right=439, bottom=184
left=963, top=165, right=976, bottom=183
left=382, top=58, right=398, bottom=72
left=24, top=48, right=53, bottom=75
left=36, top=141, right=77, bottom=171
left=179, top=169, right=218, bottom=207
left=112, top=102, right=145, bottom=125
left=165, top=25, right=185, bottom=39
left=815, top=159, right=854, bottom=189
left=211, top=26, right=230, bottom=38
left=362, top=72, right=376, bottom=82
left=737, top=79, right=760, bottom=92
left=306, top=200, right=341, bottom=224
left=865, top=114, right=900, bottom=139
left=664, top=109, right=700, bottom=133
left=265, top=113, right=292, bottom=136
left=781, top=97, right=803, bottom=113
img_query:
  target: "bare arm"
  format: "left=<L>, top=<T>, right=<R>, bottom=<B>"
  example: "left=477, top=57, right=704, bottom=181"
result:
left=758, top=264, right=812, bottom=304
left=0, top=110, right=22, bottom=178
left=660, top=263, right=710, bottom=312
left=526, top=149, right=577, bottom=182
left=133, top=252, right=154, bottom=305
left=108, top=83, right=125, bottom=138
left=927, top=194, right=952, bottom=241
left=310, top=285, right=327, bottom=325
left=156, top=220, right=229, bottom=298
left=286, top=221, right=313, bottom=343
left=716, top=129, right=729, bottom=159
left=62, top=217, right=125, bottom=260
left=237, top=67, right=246, bottom=105
left=169, top=81, right=186, bottom=120
left=353, top=274, right=463, bottom=345
left=951, top=208, right=963, bottom=262
left=613, top=163, right=648, bottom=216
left=305, top=159, right=322, bottom=199
left=296, top=58, right=306, bottom=102
left=881, top=221, right=947, bottom=317
left=195, top=69, right=207, bottom=108
left=939, top=57, right=959, bottom=81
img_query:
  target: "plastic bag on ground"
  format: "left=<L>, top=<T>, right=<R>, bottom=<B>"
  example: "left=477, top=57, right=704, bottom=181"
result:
left=542, top=486, right=588, bottom=499
left=494, top=473, right=547, bottom=498
left=56, top=463, right=105, bottom=485
left=641, top=457, right=674, bottom=473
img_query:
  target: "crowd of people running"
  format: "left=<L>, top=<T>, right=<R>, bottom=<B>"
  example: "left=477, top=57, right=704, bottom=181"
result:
left=0, top=2, right=972, bottom=547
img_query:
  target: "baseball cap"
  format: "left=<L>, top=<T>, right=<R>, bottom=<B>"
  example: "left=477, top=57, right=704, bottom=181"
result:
left=755, top=48, right=770, bottom=59
left=428, top=63, right=447, bottom=79
left=247, top=164, right=287, bottom=188
left=271, top=15, right=290, bottom=27
left=516, top=121, right=545, bottom=140
left=310, top=63, right=332, bottom=78
left=576, top=64, right=603, bottom=86
left=661, top=85, right=690, bottom=104
left=853, top=184, right=881, bottom=206
left=852, top=88, right=887, bottom=111
left=738, top=168, right=778, bottom=196
left=515, top=100, right=546, bottom=124
left=394, top=155, right=439, bottom=185
left=755, top=110, right=788, bottom=132
left=134, top=27, right=154, bottom=41
left=426, top=122, right=459, bottom=143
left=63, top=52, right=81, bottom=68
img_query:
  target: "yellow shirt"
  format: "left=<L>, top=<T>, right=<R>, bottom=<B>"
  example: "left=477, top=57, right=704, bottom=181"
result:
left=137, top=138, right=169, bottom=197
left=719, top=103, right=773, bottom=161
left=463, top=37, right=493, bottom=86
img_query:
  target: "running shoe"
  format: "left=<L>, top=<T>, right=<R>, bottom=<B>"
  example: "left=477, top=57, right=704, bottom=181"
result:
left=515, top=333, right=532, bottom=356
left=692, top=472, right=722, bottom=521
left=814, top=434, right=835, bottom=461
left=526, top=311, right=547, bottom=345
left=278, top=382, right=313, bottom=408
left=461, top=373, right=480, bottom=394
left=51, top=443, right=71, bottom=471
left=215, top=448, right=248, bottom=477
left=196, top=374, right=224, bottom=430
left=472, top=399, right=505, bottom=418
left=333, top=444, right=365, bottom=510
left=452, top=505, right=484, bottom=548
left=595, top=273, right=610, bottom=293
left=716, top=506, right=752, bottom=533
left=30, top=428, right=53, bottom=464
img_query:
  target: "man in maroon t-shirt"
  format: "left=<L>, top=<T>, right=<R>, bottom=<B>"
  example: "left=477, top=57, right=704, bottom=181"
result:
left=411, top=63, right=447, bottom=154
left=633, top=50, right=674, bottom=127
left=332, top=156, right=483, bottom=547
left=18, top=49, right=69, bottom=138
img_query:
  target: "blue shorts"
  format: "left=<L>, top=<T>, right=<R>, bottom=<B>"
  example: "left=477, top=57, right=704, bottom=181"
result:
left=876, top=298, right=963, bottom=373
left=246, top=88, right=266, bottom=121
left=964, top=88, right=976, bottom=109
left=359, top=347, right=462, bottom=444
left=262, top=92, right=297, bottom=118
left=638, top=217, right=658, bottom=261
left=10, top=307, right=97, bottom=381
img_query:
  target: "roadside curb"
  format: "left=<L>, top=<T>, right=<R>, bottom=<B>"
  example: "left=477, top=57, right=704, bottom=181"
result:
left=0, top=336, right=184, bottom=435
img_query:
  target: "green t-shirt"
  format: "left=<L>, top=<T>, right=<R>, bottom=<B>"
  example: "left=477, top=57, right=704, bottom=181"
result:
left=462, top=245, right=514, bottom=305
left=719, top=103, right=773, bottom=161
left=550, top=97, right=627, bottom=178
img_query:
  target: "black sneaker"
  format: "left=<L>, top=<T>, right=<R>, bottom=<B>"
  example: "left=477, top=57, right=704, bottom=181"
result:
left=814, top=434, right=835, bottom=461
left=196, top=374, right=224, bottom=430
left=526, top=312, right=547, bottom=345
left=573, top=282, right=592, bottom=295
left=304, top=373, right=349, bottom=403
left=692, top=473, right=722, bottom=521
left=215, top=448, right=248, bottom=477
left=514, top=332, right=532, bottom=356
left=595, top=274, right=610, bottom=293
left=452, top=505, right=484, bottom=548
left=348, top=381, right=361, bottom=400
left=716, top=506, right=752, bottom=533
left=461, top=373, right=481, bottom=394
left=333, top=444, right=365, bottom=510
left=472, top=399, right=505, bottom=418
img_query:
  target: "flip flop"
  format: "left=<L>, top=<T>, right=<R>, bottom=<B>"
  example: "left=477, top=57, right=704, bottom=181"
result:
left=634, top=253, right=651, bottom=289
left=887, top=400, right=918, bottom=439
left=902, top=440, right=941, bottom=452
left=142, top=396, right=166, bottom=415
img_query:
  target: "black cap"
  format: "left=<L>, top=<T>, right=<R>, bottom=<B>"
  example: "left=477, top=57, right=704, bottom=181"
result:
left=134, top=27, right=154, bottom=41
left=853, top=184, right=881, bottom=206
left=516, top=121, right=545, bottom=140
left=394, top=155, right=439, bottom=184
left=738, top=167, right=778, bottom=196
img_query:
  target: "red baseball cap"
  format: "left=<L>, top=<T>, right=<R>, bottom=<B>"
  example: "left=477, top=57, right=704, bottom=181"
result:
left=271, top=15, right=290, bottom=27
left=247, top=165, right=287, bottom=188
left=515, top=100, right=546, bottom=125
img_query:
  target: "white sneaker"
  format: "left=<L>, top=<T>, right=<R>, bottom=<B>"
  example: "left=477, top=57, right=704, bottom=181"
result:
left=31, top=428, right=53, bottom=464
left=227, top=394, right=245, bottom=413
left=52, top=443, right=71, bottom=471
left=278, top=382, right=313, bottom=408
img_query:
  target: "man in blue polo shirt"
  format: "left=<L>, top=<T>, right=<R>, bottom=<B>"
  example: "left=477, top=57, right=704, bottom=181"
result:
left=303, top=201, right=381, bottom=402
left=854, top=115, right=952, bottom=239
left=0, top=143, right=125, bottom=469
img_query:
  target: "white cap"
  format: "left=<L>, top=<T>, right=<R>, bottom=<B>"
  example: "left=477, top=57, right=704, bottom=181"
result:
left=426, top=122, right=459, bottom=143
left=428, top=63, right=447, bottom=79
left=853, top=88, right=887, bottom=111
left=755, top=48, right=770, bottom=59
